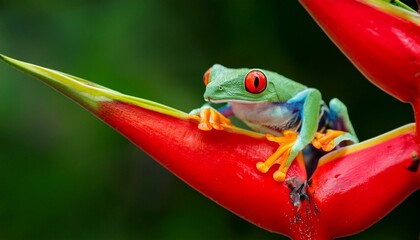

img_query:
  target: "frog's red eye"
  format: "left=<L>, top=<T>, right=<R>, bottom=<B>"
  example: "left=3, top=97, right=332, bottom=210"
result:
left=245, top=70, right=267, bottom=94
left=203, top=68, right=211, bottom=86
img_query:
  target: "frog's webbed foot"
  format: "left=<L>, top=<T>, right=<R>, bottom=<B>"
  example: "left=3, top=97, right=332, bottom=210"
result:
left=256, top=130, right=301, bottom=182
left=189, top=107, right=234, bottom=131
left=311, top=129, right=345, bottom=152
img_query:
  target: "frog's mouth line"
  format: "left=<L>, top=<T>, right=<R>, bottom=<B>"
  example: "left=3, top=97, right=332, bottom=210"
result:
left=206, top=97, right=268, bottom=104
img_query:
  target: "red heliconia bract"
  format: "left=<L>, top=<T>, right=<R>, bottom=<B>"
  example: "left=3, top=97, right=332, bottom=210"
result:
left=299, top=0, right=420, bottom=139
left=98, top=101, right=420, bottom=239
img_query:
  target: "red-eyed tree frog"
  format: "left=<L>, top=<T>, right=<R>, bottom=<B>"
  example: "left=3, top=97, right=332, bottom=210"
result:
left=190, top=64, right=358, bottom=182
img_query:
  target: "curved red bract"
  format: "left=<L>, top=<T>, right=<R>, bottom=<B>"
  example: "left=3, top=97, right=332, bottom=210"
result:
left=97, top=101, right=308, bottom=237
left=312, top=131, right=420, bottom=237
left=299, top=0, right=420, bottom=103
left=98, top=100, right=420, bottom=240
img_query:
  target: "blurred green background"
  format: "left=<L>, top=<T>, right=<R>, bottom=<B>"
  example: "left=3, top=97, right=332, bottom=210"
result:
left=0, top=0, right=418, bottom=239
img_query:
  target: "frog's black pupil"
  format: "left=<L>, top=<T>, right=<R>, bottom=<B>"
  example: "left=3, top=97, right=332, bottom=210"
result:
left=254, top=77, right=260, bottom=88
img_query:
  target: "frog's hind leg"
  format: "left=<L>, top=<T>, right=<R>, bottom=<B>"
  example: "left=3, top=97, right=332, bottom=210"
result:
left=328, top=98, right=358, bottom=141
left=312, top=98, right=358, bottom=151
left=304, top=98, right=358, bottom=178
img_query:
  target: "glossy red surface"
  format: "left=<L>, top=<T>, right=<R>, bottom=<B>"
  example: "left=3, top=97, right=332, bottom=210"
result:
left=299, top=0, right=420, bottom=104
left=311, top=131, right=420, bottom=237
left=97, top=101, right=420, bottom=239
left=98, top=101, right=310, bottom=238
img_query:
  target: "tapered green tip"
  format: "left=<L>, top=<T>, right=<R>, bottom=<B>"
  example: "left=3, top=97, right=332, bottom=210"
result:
left=0, top=54, right=187, bottom=118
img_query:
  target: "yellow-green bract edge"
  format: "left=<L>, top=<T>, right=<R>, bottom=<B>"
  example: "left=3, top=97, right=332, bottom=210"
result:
left=364, top=0, right=420, bottom=25
left=0, top=54, right=184, bottom=117
left=0, top=54, right=263, bottom=138
left=0, top=54, right=415, bottom=166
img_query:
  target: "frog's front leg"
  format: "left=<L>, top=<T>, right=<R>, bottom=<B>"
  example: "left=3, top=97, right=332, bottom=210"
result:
left=256, top=89, right=322, bottom=182
left=189, top=104, right=234, bottom=131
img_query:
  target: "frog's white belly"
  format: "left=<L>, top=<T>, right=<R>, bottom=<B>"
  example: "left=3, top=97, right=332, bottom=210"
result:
left=229, top=101, right=301, bottom=136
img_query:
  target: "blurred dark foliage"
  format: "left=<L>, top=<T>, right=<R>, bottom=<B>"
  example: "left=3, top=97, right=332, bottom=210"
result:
left=0, top=0, right=418, bottom=239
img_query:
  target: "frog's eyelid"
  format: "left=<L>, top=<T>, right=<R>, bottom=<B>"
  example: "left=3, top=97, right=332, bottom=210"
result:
left=203, top=68, right=211, bottom=86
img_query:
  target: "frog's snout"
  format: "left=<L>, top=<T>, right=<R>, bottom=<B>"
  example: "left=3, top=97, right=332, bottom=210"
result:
left=203, top=82, right=225, bottom=102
